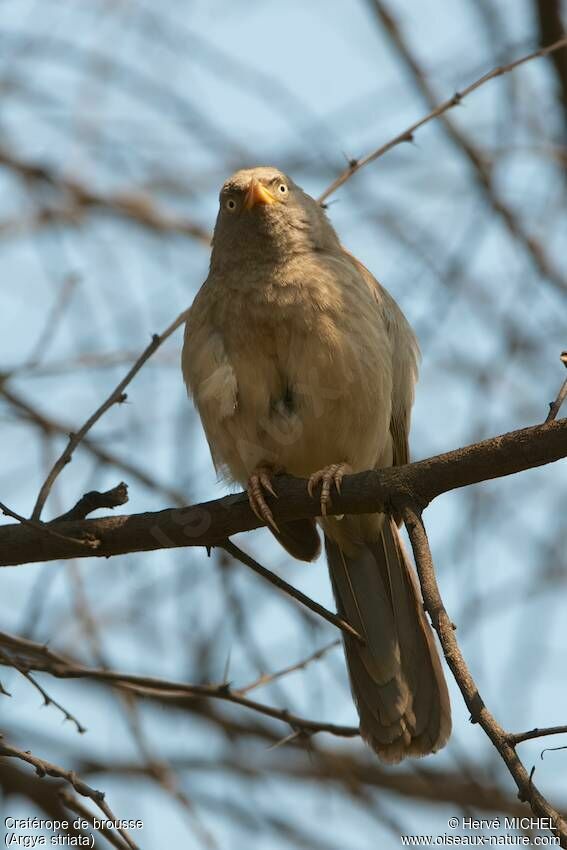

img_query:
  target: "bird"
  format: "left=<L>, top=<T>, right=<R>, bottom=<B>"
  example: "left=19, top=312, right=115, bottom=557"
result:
left=181, top=166, right=451, bottom=762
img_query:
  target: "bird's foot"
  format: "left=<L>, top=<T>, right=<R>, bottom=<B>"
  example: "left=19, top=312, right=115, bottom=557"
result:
left=307, top=463, right=352, bottom=516
left=247, top=467, right=279, bottom=532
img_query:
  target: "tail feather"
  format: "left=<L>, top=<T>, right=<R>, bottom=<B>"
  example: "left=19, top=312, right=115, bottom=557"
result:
left=325, top=517, right=451, bottom=763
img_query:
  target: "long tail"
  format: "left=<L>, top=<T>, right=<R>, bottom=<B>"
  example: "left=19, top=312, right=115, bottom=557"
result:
left=324, top=517, right=451, bottom=763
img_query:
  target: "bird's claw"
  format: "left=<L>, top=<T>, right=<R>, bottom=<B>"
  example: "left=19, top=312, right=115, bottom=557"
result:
left=307, top=463, right=352, bottom=516
left=247, top=468, right=279, bottom=532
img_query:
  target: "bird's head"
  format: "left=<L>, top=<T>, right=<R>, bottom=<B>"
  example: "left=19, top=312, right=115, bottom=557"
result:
left=209, top=166, right=340, bottom=272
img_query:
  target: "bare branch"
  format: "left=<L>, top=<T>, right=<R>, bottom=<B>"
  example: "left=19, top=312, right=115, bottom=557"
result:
left=239, top=639, right=340, bottom=695
left=0, top=738, right=139, bottom=850
left=0, top=147, right=211, bottom=243
left=0, top=647, right=86, bottom=734
left=31, top=309, right=189, bottom=520
left=0, top=500, right=99, bottom=551
left=508, top=725, right=567, bottom=746
left=52, top=482, right=129, bottom=523
left=402, top=504, right=567, bottom=847
left=0, top=641, right=359, bottom=742
left=318, top=31, right=567, bottom=203
left=0, top=418, right=564, bottom=568
left=223, top=540, right=364, bottom=645
left=59, top=791, right=132, bottom=850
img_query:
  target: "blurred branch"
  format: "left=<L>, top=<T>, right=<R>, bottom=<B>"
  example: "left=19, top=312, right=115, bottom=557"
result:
left=78, top=753, right=537, bottom=826
left=0, top=646, right=86, bottom=734
left=77, top=704, right=554, bottom=818
left=0, top=417, right=565, bottom=567
left=534, top=0, right=567, bottom=130
left=0, top=635, right=359, bottom=742
left=402, top=504, right=567, bottom=847
left=0, top=148, right=211, bottom=243
left=0, top=737, right=139, bottom=850
left=24, top=273, right=80, bottom=368
left=121, top=699, right=217, bottom=850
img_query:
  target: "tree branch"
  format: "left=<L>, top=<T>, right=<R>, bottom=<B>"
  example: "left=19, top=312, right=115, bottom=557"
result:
left=534, top=0, right=567, bottom=133
left=402, top=504, right=567, bottom=847
left=52, top=482, right=129, bottom=523
left=0, top=147, right=211, bottom=244
left=545, top=351, right=567, bottom=423
left=222, top=540, right=364, bottom=644
left=319, top=29, right=567, bottom=204
left=0, top=738, right=139, bottom=850
left=1, top=383, right=187, bottom=507
left=0, top=639, right=359, bottom=742
left=30, top=309, right=189, bottom=520
left=339, top=4, right=567, bottom=296
left=0, top=418, right=564, bottom=568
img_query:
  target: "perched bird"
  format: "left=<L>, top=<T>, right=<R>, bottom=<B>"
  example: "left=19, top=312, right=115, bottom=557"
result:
left=182, top=166, right=451, bottom=762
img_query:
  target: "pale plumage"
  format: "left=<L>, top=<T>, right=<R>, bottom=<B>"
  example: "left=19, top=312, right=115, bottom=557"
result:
left=182, top=166, right=451, bottom=762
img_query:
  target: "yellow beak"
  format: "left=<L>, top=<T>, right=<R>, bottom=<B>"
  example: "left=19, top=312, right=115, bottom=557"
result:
left=243, top=177, right=276, bottom=210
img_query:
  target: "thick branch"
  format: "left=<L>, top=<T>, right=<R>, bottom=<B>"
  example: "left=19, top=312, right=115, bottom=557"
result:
left=0, top=418, right=564, bottom=568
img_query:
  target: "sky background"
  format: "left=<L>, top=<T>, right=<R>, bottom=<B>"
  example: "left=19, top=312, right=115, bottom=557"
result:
left=1, top=1, right=566, bottom=848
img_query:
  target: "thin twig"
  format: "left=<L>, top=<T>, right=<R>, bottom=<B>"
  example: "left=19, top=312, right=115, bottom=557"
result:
left=402, top=504, right=567, bottom=848
left=319, top=34, right=567, bottom=203
left=222, top=540, right=365, bottom=645
left=59, top=791, right=132, bottom=850
left=238, top=640, right=340, bottom=695
left=545, top=351, right=567, bottom=423
left=25, top=274, right=80, bottom=368
left=1, top=383, right=187, bottom=506
left=0, top=647, right=85, bottom=733
left=0, top=635, right=359, bottom=741
left=508, top=725, right=567, bottom=746
left=31, top=309, right=189, bottom=520
left=364, top=3, right=567, bottom=296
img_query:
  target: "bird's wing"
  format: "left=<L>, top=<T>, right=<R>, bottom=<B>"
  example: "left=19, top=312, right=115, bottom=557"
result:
left=181, top=282, right=239, bottom=475
left=341, top=249, right=420, bottom=468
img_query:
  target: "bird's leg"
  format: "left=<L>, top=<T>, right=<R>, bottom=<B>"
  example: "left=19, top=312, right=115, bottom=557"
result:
left=307, top=463, right=352, bottom=516
left=247, top=466, right=279, bottom=532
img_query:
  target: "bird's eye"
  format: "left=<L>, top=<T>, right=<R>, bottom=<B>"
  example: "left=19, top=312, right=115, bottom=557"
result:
left=277, top=183, right=288, bottom=195
left=224, top=197, right=237, bottom=212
